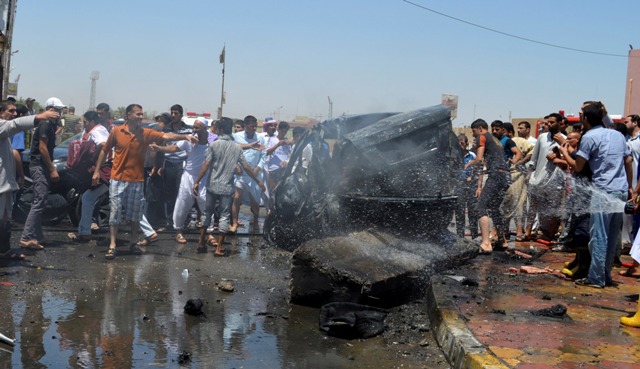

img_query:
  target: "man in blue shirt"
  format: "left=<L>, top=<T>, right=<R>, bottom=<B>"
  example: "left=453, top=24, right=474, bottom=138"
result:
left=563, top=101, right=632, bottom=288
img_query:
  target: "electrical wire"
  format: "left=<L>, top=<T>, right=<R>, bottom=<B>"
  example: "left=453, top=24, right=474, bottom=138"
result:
left=402, top=0, right=630, bottom=58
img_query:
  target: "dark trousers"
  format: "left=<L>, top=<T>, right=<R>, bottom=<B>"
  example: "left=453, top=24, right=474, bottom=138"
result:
left=455, top=184, right=479, bottom=238
left=476, top=172, right=510, bottom=236
left=145, top=167, right=166, bottom=228
left=163, top=161, right=184, bottom=227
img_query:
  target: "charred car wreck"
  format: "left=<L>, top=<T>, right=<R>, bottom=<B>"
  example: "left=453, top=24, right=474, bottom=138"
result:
left=265, top=105, right=463, bottom=250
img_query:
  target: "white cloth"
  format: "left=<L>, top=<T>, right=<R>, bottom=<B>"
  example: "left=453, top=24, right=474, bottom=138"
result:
left=176, top=140, right=207, bottom=175
left=88, top=125, right=109, bottom=145
left=631, top=227, right=640, bottom=264
left=173, top=170, right=208, bottom=231
left=526, top=132, right=565, bottom=187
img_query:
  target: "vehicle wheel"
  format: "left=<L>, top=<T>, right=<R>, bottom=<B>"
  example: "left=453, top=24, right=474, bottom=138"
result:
left=12, top=180, right=66, bottom=226
left=96, top=193, right=111, bottom=228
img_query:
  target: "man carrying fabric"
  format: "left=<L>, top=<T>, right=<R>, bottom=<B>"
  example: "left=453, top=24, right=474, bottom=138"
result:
left=524, top=113, right=566, bottom=241
left=92, top=104, right=197, bottom=260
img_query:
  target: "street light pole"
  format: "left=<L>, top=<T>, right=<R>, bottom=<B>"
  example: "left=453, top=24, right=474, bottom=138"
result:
left=2, top=0, right=18, bottom=99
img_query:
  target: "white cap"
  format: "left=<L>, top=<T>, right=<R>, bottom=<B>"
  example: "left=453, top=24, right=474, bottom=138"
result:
left=44, top=97, right=65, bottom=108
left=195, top=117, right=209, bottom=126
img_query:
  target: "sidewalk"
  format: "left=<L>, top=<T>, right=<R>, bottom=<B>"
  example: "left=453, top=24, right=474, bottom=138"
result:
left=427, top=239, right=640, bottom=369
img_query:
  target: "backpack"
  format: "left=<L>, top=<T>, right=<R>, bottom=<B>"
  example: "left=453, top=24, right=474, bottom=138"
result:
left=67, top=130, right=99, bottom=189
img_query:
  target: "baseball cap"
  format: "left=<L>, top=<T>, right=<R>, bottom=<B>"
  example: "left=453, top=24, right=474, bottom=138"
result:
left=26, top=97, right=35, bottom=102
left=44, top=97, right=65, bottom=109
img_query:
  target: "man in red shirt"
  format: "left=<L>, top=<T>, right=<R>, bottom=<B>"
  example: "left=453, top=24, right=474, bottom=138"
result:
left=92, top=104, right=197, bottom=260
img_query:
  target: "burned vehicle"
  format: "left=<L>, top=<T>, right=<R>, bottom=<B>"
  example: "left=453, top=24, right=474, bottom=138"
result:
left=264, top=105, right=462, bottom=249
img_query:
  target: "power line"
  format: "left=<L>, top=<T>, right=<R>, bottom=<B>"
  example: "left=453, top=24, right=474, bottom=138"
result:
left=402, top=0, right=630, bottom=58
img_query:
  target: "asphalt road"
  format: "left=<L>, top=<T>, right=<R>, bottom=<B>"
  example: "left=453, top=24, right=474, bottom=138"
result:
left=0, top=220, right=448, bottom=369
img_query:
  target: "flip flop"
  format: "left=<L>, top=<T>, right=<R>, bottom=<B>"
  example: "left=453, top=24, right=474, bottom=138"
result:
left=0, top=249, right=26, bottom=260
left=19, top=240, right=44, bottom=250
left=196, top=245, right=208, bottom=253
left=137, top=233, right=159, bottom=247
left=619, top=269, right=640, bottom=278
left=129, top=243, right=145, bottom=255
left=104, top=248, right=116, bottom=260
left=176, top=234, right=187, bottom=244
left=478, top=243, right=493, bottom=255
left=213, top=251, right=226, bottom=257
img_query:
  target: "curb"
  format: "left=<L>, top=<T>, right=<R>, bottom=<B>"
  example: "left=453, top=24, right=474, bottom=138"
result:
left=426, top=275, right=510, bottom=369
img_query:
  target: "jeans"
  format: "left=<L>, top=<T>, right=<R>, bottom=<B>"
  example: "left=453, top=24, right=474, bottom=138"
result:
left=587, top=190, right=626, bottom=287
left=21, top=166, right=50, bottom=241
left=78, top=184, right=109, bottom=236
left=202, top=191, right=232, bottom=233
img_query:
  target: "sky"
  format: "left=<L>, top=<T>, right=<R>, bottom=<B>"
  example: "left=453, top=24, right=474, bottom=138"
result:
left=8, top=0, right=639, bottom=126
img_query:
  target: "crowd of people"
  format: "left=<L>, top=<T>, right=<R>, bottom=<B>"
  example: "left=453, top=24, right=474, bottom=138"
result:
left=1, top=97, right=639, bottom=328
left=0, top=98, right=307, bottom=261
left=456, top=101, right=640, bottom=328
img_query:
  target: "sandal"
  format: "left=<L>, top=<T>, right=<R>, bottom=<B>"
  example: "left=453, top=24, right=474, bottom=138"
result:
left=176, top=234, right=187, bottom=244
left=105, top=248, right=117, bottom=260
left=129, top=243, right=145, bottom=255
left=196, top=245, right=208, bottom=253
left=19, top=239, right=44, bottom=250
left=0, top=249, right=26, bottom=260
left=478, top=243, right=493, bottom=255
left=137, top=233, right=158, bottom=247
left=67, top=233, right=91, bottom=243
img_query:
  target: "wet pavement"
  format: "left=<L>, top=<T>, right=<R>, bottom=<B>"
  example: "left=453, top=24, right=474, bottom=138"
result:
left=433, top=238, right=640, bottom=369
left=6, top=216, right=639, bottom=369
left=0, top=215, right=448, bottom=369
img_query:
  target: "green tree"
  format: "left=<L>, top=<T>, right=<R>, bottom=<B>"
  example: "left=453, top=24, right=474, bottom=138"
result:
left=113, top=106, right=126, bottom=120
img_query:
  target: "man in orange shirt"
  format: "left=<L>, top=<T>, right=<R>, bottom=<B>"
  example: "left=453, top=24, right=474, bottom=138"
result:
left=92, top=104, right=197, bottom=260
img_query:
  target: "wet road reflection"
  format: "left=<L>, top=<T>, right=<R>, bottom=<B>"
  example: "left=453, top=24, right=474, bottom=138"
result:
left=0, top=227, right=440, bottom=368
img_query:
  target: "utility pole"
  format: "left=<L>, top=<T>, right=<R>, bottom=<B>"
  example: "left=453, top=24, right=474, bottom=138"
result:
left=1, top=0, right=18, bottom=99
left=89, top=70, right=100, bottom=110
left=327, top=96, right=333, bottom=120
left=218, top=44, right=226, bottom=119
